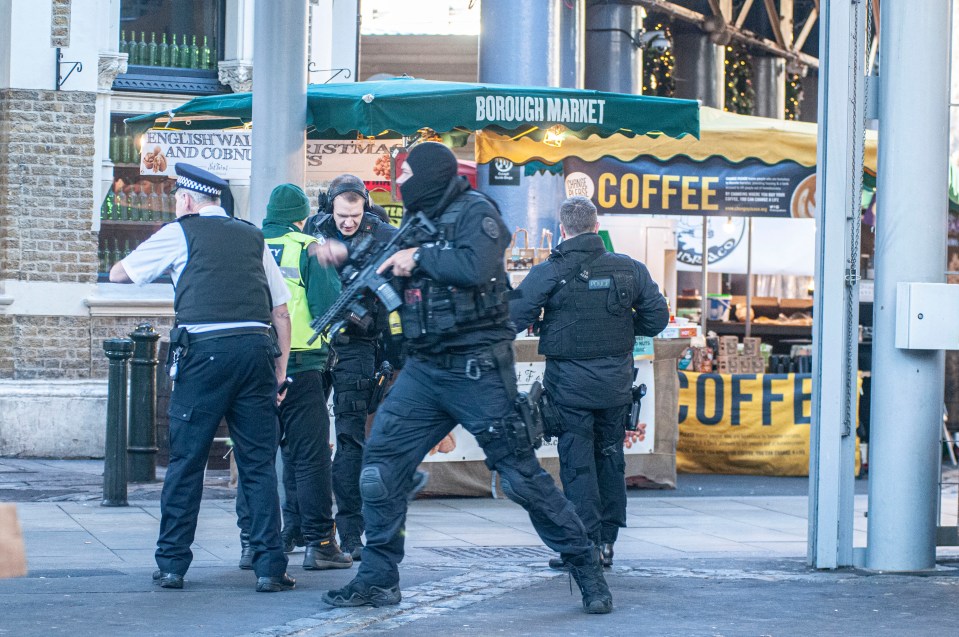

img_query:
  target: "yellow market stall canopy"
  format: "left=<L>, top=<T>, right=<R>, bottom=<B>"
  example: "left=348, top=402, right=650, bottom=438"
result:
left=476, top=106, right=877, bottom=172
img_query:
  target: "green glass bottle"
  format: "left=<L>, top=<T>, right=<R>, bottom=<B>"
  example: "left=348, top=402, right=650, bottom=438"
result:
left=109, top=123, right=120, bottom=163
left=114, top=191, right=126, bottom=220
left=119, top=30, right=127, bottom=56
left=112, top=238, right=122, bottom=264
left=190, top=35, right=200, bottom=70
left=181, top=34, right=190, bottom=67
left=158, top=33, right=169, bottom=67
left=169, top=34, right=180, bottom=68
left=104, top=190, right=115, bottom=220
left=123, top=190, right=135, bottom=220
left=201, top=35, right=211, bottom=70
left=127, top=31, right=139, bottom=65
left=147, top=32, right=158, bottom=66
left=137, top=31, right=148, bottom=66
left=139, top=191, right=150, bottom=222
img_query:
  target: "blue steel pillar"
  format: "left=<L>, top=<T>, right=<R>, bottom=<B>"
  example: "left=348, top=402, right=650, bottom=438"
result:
left=584, top=2, right=642, bottom=93
left=477, top=0, right=583, bottom=239
left=867, top=0, right=951, bottom=571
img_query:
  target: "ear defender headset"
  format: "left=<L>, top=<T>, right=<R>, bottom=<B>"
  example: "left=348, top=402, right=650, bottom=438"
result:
left=317, top=176, right=372, bottom=215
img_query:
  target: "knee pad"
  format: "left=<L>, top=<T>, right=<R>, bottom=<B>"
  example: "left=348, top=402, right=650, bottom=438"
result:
left=359, top=465, right=389, bottom=503
left=499, top=476, right=529, bottom=507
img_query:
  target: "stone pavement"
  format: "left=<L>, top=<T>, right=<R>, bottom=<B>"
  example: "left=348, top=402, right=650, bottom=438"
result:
left=1, top=459, right=958, bottom=636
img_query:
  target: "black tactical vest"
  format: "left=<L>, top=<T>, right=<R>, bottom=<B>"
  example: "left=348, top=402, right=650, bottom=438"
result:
left=537, top=250, right=637, bottom=359
left=398, top=190, right=510, bottom=346
left=174, top=215, right=272, bottom=325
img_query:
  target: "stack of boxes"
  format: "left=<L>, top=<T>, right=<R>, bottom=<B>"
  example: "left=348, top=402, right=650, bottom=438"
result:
left=715, top=336, right=765, bottom=373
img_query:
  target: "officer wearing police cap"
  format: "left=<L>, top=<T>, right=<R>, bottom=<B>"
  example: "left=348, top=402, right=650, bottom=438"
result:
left=110, top=163, right=297, bottom=593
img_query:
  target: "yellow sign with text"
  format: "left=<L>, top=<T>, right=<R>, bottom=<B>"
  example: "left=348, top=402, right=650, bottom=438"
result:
left=676, top=371, right=860, bottom=476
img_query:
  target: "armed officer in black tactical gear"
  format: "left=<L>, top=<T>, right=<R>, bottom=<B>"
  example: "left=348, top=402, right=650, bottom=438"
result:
left=509, top=195, right=669, bottom=570
left=301, top=174, right=399, bottom=561
left=110, top=163, right=296, bottom=593
left=321, top=143, right=614, bottom=615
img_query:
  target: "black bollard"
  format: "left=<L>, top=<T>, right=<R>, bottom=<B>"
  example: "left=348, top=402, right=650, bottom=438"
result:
left=103, top=338, right=134, bottom=507
left=128, top=323, right=161, bottom=482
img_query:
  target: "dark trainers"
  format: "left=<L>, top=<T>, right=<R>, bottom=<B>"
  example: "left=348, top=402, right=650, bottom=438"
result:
left=281, top=527, right=305, bottom=553
left=548, top=556, right=569, bottom=570
left=303, top=536, right=353, bottom=570
left=340, top=535, right=364, bottom=562
left=322, top=579, right=401, bottom=607
left=600, top=542, right=614, bottom=568
left=567, top=553, right=613, bottom=614
left=239, top=533, right=253, bottom=570
left=152, top=570, right=184, bottom=589
left=256, top=573, right=296, bottom=592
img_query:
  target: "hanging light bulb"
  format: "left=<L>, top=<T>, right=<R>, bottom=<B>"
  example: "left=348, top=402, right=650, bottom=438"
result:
left=543, top=125, right=566, bottom=148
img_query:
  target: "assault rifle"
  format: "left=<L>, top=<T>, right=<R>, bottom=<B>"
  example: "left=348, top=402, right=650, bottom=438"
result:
left=306, top=211, right=437, bottom=346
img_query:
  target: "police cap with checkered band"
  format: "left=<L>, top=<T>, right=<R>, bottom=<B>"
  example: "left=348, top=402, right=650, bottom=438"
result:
left=174, top=163, right=228, bottom=198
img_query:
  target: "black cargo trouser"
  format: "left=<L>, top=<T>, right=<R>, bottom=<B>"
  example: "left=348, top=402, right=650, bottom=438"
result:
left=354, top=353, right=593, bottom=588
left=331, top=339, right=377, bottom=541
left=157, top=334, right=287, bottom=578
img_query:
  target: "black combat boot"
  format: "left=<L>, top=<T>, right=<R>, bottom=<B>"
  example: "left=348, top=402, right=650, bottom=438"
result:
left=281, top=526, right=304, bottom=553
left=340, top=534, right=364, bottom=561
left=566, top=551, right=613, bottom=614
left=303, top=533, right=353, bottom=570
left=238, top=532, right=253, bottom=570
left=600, top=542, right=614, bottom=568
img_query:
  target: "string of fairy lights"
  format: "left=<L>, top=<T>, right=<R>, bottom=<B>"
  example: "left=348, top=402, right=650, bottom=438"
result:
left=641, top=21, right=803, bottom=120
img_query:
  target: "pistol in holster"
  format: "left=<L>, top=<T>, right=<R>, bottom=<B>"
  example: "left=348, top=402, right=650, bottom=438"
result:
left=513, top=380, right=545, bottom=450
left=367, top=360, right=395, bottom=414
left=628, top=383, right=648, bottom=432
left=537, top=389, right=564, bottom=442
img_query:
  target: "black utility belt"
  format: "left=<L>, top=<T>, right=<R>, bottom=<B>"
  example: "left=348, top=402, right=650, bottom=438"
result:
left=413, top=350, right=497, bottom=371
left=181, top=326, right=272, bottom=344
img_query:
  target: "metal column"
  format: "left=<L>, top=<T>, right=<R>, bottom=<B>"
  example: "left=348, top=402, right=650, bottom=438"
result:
left=867, top=0, right=951, bottom=571
left=752, top=55, right=786, bottom=119
left=670, top=23, right=724, bottom=332
left=584, top=2, right=642, bottom=93
left=808, top=0, right=866, bottom=569
left=250, top=0, right=308, bottom=226
left=477, top=0, right=583, bottom=238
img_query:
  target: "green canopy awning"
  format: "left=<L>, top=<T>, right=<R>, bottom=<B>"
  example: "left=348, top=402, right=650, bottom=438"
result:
left=126, top=77, right=699, bottom=141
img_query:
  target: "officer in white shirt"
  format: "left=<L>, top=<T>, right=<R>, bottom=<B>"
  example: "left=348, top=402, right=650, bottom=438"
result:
left=110, top=163, right=296, bottom=593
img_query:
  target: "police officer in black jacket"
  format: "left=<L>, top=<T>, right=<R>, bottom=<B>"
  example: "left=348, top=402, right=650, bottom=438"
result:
left=321, top=143, right=613, bottom=615
left=301, top=174, right=398, bottom=561
left=109, top=164, right=295, bottom=592
left=509, top=195, right=669, bottom=570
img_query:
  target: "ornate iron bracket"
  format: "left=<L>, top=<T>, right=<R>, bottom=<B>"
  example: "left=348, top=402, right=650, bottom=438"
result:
left=307, top=64, right=351, bottom=83
left=55, top=47, right=83, bottom=90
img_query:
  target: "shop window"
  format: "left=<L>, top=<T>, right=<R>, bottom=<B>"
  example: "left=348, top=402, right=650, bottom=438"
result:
left=98, top=113, right=176, bottom=282
left=114, top=0, right=228, bottom=95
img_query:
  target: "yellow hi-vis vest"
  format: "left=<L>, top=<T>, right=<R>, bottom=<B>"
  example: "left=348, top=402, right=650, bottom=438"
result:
left=266, top=231, right=322, bottom=352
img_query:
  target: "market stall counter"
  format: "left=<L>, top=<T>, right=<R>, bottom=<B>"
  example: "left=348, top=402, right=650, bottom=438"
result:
left=416, top=336, right=689, bottom=497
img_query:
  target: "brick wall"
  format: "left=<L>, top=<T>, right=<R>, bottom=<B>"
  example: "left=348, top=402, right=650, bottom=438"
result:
left=0, top=89, right=98, bottom=285
left=0, top=314, right=172, bottom=380
left=50, top=0, right=72, bottom=48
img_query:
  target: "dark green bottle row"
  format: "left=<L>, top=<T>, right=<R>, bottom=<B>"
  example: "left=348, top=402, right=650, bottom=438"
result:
left=101, top=189, right=177, bottom=223
left=119, top=30, right=216, bottom=70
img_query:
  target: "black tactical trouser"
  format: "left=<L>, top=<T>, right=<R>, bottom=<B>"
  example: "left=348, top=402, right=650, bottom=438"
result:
left=331, top=339, right=377, bottom=542
left=237, top=369, right=334, bottom=542
left=354, top=354, right=593, bottom=588
left=554, top=402, right=630, bottom=545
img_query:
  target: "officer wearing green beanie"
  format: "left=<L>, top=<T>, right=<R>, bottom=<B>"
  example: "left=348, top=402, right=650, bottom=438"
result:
left=235, top=183, right=353, bottom=571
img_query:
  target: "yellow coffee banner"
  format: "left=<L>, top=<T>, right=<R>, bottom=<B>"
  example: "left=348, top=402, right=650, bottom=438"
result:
left=677, top=371, right=859, bottom=476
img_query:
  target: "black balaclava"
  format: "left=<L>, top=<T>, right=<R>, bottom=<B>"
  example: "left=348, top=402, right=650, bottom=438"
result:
left=400, top=142, right=458, bottom=213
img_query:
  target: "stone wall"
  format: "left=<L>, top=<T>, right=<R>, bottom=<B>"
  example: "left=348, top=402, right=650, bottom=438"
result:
left=0, top=89, right=98, bottom=284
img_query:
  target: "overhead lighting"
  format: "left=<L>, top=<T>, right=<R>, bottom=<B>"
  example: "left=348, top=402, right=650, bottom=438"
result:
left=543, top=125, right=566, bottom=148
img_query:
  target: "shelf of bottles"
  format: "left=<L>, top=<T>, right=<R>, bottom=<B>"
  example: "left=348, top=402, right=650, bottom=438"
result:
left=97, top=164, right=176, bottom=281
left=119, top=30, right=216, bottom=71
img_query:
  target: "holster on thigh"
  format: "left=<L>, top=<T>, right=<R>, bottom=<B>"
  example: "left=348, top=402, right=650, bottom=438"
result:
left=333, top=378, right=374, bottom=414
